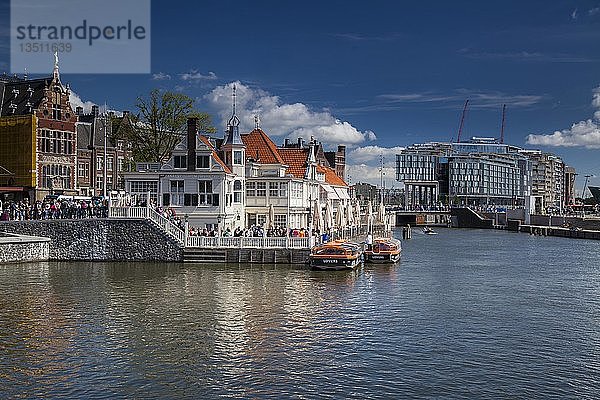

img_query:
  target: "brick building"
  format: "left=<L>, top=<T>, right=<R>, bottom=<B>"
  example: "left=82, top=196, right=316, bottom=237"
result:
left=0, top=57, right=78, bottom=200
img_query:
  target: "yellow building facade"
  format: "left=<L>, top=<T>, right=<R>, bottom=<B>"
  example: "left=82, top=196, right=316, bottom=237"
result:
left=0, top=114, right=37, bottom=188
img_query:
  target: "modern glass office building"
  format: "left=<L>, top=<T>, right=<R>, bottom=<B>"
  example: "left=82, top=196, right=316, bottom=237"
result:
left=396, top=137, right=565, bottom=210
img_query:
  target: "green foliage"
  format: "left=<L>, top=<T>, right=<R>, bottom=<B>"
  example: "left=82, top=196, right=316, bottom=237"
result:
left=118, top=89, right=216, bottom=163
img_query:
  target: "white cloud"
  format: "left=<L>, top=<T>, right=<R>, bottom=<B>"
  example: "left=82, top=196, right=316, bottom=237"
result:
left=589, top=7, right=600, bottom=16
left=572, top=8, right=578, bottom=19
left=180, top=70, right=217, bottom=81
left=527, top=86, right=600, bottom=148
left=204, top=82, right=376, bottom=146
left=346, top=164, right=398, bottom=187
left=348, top=145, right=405, bottom=164
left=152, top=72, right=171, bottom=80
left=69, top=91, right=97, bottom=113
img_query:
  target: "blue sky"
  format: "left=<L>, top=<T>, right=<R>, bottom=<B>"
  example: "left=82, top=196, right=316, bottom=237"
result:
left=2, top=0, right=600, bottom=188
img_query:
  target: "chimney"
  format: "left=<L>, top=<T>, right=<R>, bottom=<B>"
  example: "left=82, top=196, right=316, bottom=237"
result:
left=122, top=110, right=130, bottom=116
left=284, top=138, right=290, bottom=147
left=75, top=106, right=83, bottom=115
left=187, top=117, right=198, bottom=171
left=91, top=105, right=99, bottom=116
left=297, top=137, right=304, bottom=148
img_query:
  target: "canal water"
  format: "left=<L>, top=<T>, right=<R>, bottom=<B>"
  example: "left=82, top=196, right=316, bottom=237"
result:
left=1, top=228, right=599, bottom=398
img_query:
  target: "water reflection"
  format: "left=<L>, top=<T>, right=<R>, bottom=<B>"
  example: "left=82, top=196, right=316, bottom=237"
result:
left=1, top=229, right=600, bottom=398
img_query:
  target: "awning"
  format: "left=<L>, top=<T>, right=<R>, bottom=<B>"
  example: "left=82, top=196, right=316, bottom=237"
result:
left=320, top=184, right=339, bottom=199
left=334, top=187, right=350, bottom=200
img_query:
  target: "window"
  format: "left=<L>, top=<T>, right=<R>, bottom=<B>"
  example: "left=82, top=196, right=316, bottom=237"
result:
left=233, top=180, right=242, bottom=203
left=274, top=214, right=287, bottom=227
left=78, top=162, right=89, bottom=178
left=174, top=155, right=187, bottom=169
left=39, top=129, right=74, bottom=154
left=96, top=176, right=103, bottom=191
left=107, top=156, right=114, bottom=171
left=199, top=180, right=216, bottom=206
left=257, top=214, right=266, bottom=226
left=246, top=182, right=256, bottom=197
left=52, top=103, right=61, bottom=120
left=41, top=164, right=71, bottom=189
left=170, top=180, right=185, bottom=205
left=256, top=182, right=266, bottom=197
left=197, top=155, right=210, bottom=169
left=96, top=156, right=103, bottom=170
left=107, top=176, right=113, bottom=191
left=234, top=150, right=243, bottom=165
left=291, top=182, right=302, bottom=199
left=117, top=157, right=124, bottom=172
left=129, top=180, right=158, bottom=203
left=269, top=182, right=287, bottom=197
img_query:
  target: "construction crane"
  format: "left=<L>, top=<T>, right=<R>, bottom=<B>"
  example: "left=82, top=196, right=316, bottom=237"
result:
left=457, top=99, right=469, bottom=143
left=500, top=104, right=507, bottom=144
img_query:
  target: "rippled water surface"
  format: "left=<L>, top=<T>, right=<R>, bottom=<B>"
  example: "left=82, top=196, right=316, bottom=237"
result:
left=1, top=228, right=600, bottom=398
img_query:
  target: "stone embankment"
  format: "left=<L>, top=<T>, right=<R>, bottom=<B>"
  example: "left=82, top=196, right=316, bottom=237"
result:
left=0, top=219, right=182, bottom=262
left=0, top=233, right=50, bottom=264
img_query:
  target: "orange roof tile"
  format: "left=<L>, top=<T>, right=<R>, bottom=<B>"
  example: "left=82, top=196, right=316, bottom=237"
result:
left=317, top=165, right=347, bottom=187
left=241, top=129, right=285, bottom=164
left=199, top=135, right=231, bottom=174
left=278, top=148, right=309, bottom=178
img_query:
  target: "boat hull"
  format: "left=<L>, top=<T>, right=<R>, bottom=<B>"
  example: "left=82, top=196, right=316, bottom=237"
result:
left=309, top=256, right=362, bottom=270
left=364, top=251, right=401, bottom=264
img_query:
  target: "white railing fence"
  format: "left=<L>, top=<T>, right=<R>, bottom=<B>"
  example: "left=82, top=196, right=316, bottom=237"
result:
left=109, top=206, right=390, bottom=249
left=109, top=206, right=312, bottom=249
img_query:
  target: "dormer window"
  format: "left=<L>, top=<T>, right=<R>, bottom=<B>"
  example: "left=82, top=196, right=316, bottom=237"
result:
left=196, top=155, right=210, bottom=169
left=173, top=155, right=187, bottom=169
left=8, top=103, right=17, bottom=114
left=12, top=88, right=19, bottom=97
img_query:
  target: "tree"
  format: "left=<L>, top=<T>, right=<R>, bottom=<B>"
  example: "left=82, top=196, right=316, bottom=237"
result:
left=121, top=89, right=216, bottom=163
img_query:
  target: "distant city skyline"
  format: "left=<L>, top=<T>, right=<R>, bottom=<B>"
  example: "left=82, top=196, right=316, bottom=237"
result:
left=1, top=0, right=600, bottom=189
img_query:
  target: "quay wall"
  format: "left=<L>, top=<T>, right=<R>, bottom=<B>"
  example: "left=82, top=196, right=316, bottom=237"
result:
left=0, top=219, right=183, bottom=262
left=0, top=233, right=50, bottom=264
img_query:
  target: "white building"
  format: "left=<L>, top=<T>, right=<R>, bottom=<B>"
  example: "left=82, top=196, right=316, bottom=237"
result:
left=124, top=105, right=350, bottom=232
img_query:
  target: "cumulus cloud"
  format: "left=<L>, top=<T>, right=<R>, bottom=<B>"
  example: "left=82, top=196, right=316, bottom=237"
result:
left=204, top=82, right=376, bottom=145
left=346, top=164, right=398, bottom=187
left=180, top=70, right=217, bottom=81
left=152, top=72, right=171, bottom=80
left=348, top=145, right=405, bottom=164
left=69, top=91, right=97, bottom=114
left=527, top=86, right=600, bottom=148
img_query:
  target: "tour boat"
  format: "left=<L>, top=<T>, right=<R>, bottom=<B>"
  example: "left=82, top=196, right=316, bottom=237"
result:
left=364, top=237, right=402, bottom=264
left=309, top=240, right=363, bottom=270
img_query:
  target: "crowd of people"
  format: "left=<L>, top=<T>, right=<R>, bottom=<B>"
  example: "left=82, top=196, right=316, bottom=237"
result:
left=0, top=197, right=109, bottom=221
